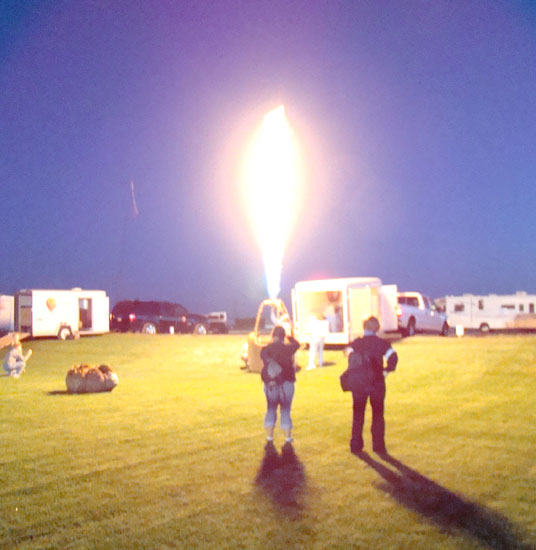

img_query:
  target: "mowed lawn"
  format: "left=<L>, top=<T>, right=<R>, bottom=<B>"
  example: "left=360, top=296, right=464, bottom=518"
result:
left=1, top=333, right=535, bottom=550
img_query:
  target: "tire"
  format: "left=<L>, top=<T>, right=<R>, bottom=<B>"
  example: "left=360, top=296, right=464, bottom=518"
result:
left=141, top=322, right=157, bottom=335
left=58, top=326, right=72, bottom=340
left=479, top=323, right=490, bottom=334
left=193, top=323, right=207, bottom=335
left=406, top=318, right=416, bottom=337
left=441, top=322, right=449, bottom=336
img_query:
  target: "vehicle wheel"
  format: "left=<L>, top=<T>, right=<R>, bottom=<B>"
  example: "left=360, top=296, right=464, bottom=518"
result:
left=141, top=322, right=157, bottom=335
left=193, top=323, right=207, bottom=335
left=58, top=326, right=72, bottom=340
left=407, top=318, right=416, bottom=337
left=441, top=322, right=449, bottom=336
left=479, top=323, right=490, bottom=334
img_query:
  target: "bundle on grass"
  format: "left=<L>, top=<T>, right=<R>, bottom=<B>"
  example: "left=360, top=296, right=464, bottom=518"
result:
left=65, top=364, right=118, bottom=394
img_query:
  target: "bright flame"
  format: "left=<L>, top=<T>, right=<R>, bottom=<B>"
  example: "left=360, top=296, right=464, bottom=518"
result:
left=243, top=105, right=301, bottom=298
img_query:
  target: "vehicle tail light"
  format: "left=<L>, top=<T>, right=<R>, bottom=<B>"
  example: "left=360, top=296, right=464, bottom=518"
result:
left=396, top=305, right=402, bottom=317
left=129, top=313, right=136, bottom=322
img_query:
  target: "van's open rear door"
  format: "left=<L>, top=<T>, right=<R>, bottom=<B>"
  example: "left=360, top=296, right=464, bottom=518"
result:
left=90, top=295, right=110, bottom=333
left=380, top=284, right=398, bottom=332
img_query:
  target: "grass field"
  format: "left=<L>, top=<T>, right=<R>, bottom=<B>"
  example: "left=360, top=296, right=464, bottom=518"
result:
left=1, top=333, right=535, bottom=550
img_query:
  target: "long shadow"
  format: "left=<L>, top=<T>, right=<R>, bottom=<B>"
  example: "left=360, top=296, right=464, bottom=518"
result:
left=46, top=390, right=114, bottom=395
left=255, top=441, right=306, bottom=519
left=354, top=451, right=534, bottom=550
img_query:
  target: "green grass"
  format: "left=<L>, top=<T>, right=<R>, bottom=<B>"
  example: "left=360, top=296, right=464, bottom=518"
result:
left=1, top=333, right=535, bottom=550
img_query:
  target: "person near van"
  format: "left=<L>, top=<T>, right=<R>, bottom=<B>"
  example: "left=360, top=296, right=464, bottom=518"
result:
left=306, top=313, right=329, bottom=370
left=270, top=309, right=293, bottom=337
left=3, top=335, right=32, bottom=378
left=260, top=326, right=300, bottom=443
left=346, top=316, right=397, bottom=454
left=325, top=304, right=343, bottom=332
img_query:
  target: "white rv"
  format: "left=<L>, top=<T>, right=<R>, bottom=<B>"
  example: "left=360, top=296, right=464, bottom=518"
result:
left=444, top=291, right=536, bottom=332
left=291, top=277, right=398, bottom=345
left=0, top=295, right=15, bottom=332
left=15, top=288, right=110, bottom=339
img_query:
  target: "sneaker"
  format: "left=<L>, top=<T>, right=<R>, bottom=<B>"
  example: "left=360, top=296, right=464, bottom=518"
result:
left=306, top=365, right=316, bottom=371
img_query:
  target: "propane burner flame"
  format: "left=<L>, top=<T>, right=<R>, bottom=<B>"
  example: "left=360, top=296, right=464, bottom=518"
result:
left=243, top=105, right=301, bottom=299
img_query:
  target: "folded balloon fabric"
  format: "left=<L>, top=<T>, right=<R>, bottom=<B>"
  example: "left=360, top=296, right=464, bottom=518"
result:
left=66, top=364, right=118, bottom=393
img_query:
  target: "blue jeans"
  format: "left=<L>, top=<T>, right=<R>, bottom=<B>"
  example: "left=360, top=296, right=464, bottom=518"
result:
left=4, top=361, right=25, bottom=377
left=264, top=381, right=295, bottom=431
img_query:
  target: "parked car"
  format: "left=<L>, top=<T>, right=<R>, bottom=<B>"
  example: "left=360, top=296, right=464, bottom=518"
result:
left=205, top=311, right=229, bottom=334
left=396, top=292, right=449, bottom=336
left=110, top=300, right=209, bottom=335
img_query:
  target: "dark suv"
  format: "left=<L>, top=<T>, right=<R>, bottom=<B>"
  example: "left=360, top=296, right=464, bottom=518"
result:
left=110, top=300, right=209, bottom=335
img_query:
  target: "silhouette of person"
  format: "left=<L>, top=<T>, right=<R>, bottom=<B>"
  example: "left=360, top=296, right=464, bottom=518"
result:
left=346, top=316, right=397, bottom=454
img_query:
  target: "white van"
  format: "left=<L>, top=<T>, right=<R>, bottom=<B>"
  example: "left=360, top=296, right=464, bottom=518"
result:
left=0, top=295, right=15, bottom=332
left=291, top=277, right=398, bottom=345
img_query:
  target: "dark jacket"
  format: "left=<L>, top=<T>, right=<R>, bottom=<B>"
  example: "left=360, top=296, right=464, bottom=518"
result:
left=349, top=334, right=398, bottom=387
left=260, top=336, right=300, bottom=384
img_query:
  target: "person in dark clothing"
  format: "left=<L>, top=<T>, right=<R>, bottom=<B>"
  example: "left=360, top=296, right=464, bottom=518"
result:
left=347, top=316, right=398, bottom=454
left=260, top=325, right=300, bottom=443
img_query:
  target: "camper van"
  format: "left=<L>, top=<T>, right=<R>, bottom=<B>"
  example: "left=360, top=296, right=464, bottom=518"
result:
left=0, top=295, right=15, bottom=332
left=444, top=291, right=536, bottom=332
left=291, top=277, right=398, bottom=345
left=15, top=288, right=110, bottom=339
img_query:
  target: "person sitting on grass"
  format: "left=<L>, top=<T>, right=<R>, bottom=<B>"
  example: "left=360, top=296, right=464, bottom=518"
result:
left=3, top=335, right=32, bottom=378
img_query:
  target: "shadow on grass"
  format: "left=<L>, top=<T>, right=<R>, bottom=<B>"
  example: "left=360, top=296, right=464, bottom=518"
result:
left=255, top=441, right=306, bottom=519
left=354, top=451, right=534, bottom=550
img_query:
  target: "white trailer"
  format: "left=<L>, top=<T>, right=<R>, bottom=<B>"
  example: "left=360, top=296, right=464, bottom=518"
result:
left=291, top=277, right=398, bottom=345
left=445, top=291, right=536, bottom=333
left=0, top=295, right=15, bottom=332
left=15, top=288, right=110, bottom=340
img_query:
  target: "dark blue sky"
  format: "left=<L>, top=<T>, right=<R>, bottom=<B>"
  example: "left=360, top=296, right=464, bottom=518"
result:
left=2, top=0, right=535, bottom=318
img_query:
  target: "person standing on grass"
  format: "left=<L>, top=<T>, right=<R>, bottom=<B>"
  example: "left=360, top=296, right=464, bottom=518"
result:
left=306, top=313, right=329, bottom=370
left=3, top=334, right=32, bottom=378
left=346, top=316, right=398, bottom=455
left=260, top=325, right=300, bottom=443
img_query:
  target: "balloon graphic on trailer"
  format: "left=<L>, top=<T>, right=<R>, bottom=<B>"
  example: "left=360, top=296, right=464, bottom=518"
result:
left=46, top=297, right=56, bottom=312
